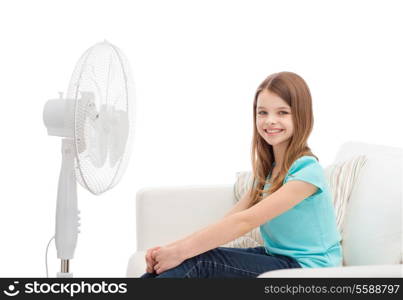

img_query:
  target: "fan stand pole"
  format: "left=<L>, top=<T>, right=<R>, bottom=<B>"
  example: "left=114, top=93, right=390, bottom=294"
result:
left=57, top=260, right=72, bottom=278
left=55, top=138, right=79, bottom=278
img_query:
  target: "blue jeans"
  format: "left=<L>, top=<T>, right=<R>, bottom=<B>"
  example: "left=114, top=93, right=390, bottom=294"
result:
left=140, top=246, right=301, bottom=278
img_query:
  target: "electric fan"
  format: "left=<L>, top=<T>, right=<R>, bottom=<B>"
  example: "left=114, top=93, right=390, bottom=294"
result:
left=43, top=41, right=135, bottom=277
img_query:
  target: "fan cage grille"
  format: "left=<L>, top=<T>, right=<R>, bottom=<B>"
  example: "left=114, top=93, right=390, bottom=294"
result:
left=66, top=41, right=135, bottom=195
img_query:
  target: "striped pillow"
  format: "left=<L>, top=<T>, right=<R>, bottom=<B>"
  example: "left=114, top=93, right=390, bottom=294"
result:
left=324, top=155, right=368, bottom=236
left=222, top=171, right=263, bottom=248
left=223, top=155, right=367, bottom=248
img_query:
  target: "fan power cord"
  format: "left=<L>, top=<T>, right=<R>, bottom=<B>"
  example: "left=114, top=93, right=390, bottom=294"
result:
left=45, top=235, right=55, bottom=278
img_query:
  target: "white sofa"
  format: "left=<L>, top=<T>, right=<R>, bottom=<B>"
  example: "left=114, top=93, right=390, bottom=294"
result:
left=127, top=141, right=403, bottom=277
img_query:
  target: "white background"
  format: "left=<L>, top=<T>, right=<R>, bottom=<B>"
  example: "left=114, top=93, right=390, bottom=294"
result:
left=0, top=0, right=402, bottom=277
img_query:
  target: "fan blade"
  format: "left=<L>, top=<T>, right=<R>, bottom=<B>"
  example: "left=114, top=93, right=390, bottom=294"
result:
left=76, top=92, right=97, bottom=154
left=88, top=113, right=108, bottom=168
left=108, top=109, right=129, bottom=168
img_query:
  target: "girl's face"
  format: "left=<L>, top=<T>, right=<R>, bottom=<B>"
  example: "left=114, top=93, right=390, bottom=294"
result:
left=256, top=90, right=294, bottom=148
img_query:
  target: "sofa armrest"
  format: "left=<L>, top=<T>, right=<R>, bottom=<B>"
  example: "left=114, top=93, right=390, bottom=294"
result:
left=127, top=251, right=147, bottom=278
left=258, top=264, right=403, bottom=278
left=135, top=184, right=234, bottom=251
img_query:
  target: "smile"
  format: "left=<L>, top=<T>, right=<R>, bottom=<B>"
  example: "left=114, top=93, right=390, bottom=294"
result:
left=264, top=129, right=284, bottom=136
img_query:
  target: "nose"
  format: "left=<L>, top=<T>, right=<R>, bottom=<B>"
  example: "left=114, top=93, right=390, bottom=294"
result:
left=265, top=114, right=278, bottom=125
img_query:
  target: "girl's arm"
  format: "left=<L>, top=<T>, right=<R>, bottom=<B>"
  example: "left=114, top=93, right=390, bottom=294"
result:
left=166, top=212, right=250, bottom=260
left=167, top=180, right=317, bottom=261
left=241, top=180, right=317, bottom=229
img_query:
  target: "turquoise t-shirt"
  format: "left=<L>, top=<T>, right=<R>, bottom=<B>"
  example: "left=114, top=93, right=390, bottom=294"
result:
left=259, top=156, right=343, bottom=268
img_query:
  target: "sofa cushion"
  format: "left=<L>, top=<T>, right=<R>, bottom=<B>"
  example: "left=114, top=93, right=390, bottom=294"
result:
left=341, top=153, right=402, bottom=265
left=331, top=142, right=402, bottom=265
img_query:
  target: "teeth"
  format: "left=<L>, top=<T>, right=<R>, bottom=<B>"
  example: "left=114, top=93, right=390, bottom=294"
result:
left=267, top=130, right=282, bottom=133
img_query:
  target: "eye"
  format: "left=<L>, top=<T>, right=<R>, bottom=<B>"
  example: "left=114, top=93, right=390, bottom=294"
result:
left=258, top=111, right=267, bottom=115
left=279, top=111, right=289, bottom=115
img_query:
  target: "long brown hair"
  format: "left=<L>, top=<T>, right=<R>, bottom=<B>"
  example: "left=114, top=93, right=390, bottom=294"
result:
left=248, top=71, right=318, bottom=206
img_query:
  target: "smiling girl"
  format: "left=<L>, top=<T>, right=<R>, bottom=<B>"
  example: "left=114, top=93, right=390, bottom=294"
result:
left=140, top=71, right=342, bottom=278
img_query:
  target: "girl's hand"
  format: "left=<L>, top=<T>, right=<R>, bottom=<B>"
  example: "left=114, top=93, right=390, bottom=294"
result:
left=153, top=245, right=185, bottom=275
left=145, top=246, right=161, bottom=273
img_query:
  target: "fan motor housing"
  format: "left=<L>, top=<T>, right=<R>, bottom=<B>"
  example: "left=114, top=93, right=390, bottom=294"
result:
left=43, top=97, right=75, bottom=138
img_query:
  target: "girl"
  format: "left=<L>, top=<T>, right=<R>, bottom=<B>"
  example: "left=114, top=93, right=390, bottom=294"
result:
left=140, top=71, right=342, bottom=278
